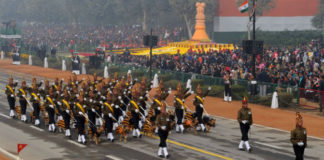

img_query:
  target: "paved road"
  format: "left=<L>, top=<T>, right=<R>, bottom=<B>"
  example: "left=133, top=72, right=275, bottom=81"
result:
left=0, top=71, right=323, bottom=160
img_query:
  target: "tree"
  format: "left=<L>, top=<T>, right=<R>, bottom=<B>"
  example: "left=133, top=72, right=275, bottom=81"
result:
left=312, top=0, right=324, bottom=41
left=168, top=0, right=217, bottom=39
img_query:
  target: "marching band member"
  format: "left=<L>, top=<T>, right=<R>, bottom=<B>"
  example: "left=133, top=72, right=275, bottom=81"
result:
left=17, top=78, right=29, bottom=122
left=129, top=83, right=142, bottom=138
left=45, top=87, right=57, bottom=132
left=156, top=102, right=171, bottom=159
left=74, top=91, right=87, bottom=144
left=237, top=96, right=253, bottom=152
left=193, top=85, right=210, bottom=132
left=6, top=75, right=17, bottom=118
left=58, top=88, right=73, bottom=137
left=30, top=83, right=41, bottom=126
left=103, top=91, right=115, bottom=142
left=291, top=112, right=307, bottom=160
left=174, top=83, right=191, bottom=133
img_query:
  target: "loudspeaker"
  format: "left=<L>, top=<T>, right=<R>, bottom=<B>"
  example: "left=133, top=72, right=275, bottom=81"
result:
left=242, top=40, right=263, bottom=54
left=143, top=35, right=158, bottom=47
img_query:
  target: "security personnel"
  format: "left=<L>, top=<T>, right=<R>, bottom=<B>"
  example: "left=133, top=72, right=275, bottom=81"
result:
left=291, top=112, right=307, bottom=160
left=30, top=83, right=41, bottom=126
left=193, top=84, right=210, bottom=132
left=45, top=87, right=57, bottom=132
left=17, top=79, right=30, bottom=122
left=224, top=73, right=232, bottom=102
left=237, top=96, right=253, bottom=152
left=58, top=89, right=73, bottom=137
left=74, top=92, right=87, bottom=144
left=103, top=91, right=115, bottom=142
left=156, top=102, right=171, bottom=158
left=6, top=76, right=17, bottom=117
left=174, top=83, right=190, bottom=133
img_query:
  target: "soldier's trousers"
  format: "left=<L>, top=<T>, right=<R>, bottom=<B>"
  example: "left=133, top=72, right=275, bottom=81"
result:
left=88, top=111, right=97, bottom=133
left=19, top=100, right=27, bottom=115
left=62, top=111, right=70, bottom=129
left=293, top=145, right=305, bottom=160
left=7, top=97, right=15, bottom=110
left=104, top=115, right=113, bottom=133
left=33, top=103, right=40, bottom=119
left=225, top=85, right=231, bottom=97
left=76, top=116, right=85, bottom=135
left=131, top=111, right=140, bottom=129
left=47, top=107, right=55, bottom=124
left=239, top=122, right=250, bottom=141
left=196, top=108, right=203, bottom=124
left=175, top=109, right=184, bottom=125
left=158, top=129, right=168, bottom=147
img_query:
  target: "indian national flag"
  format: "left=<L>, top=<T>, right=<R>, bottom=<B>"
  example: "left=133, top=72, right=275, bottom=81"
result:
left=238, top=0, right=249, bottom=13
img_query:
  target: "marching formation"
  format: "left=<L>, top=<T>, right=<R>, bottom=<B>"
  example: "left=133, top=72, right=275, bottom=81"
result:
left=5, top=73, right=216, bottom=158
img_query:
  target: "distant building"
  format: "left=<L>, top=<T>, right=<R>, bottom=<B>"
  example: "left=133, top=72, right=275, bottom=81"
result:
left=213, top=0, right=319, bottom=42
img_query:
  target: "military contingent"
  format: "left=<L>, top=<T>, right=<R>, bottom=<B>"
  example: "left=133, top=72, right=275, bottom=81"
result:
left=4, top=73, right=307, bottom=159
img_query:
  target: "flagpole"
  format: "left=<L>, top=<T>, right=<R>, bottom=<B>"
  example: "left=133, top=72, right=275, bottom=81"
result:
left=252, top=0, right=256, bottom=78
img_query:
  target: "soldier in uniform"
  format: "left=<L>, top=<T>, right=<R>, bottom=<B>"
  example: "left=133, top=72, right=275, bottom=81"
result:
left=237, top=96, right=253, bottom=152
left=129, top=83, right=142, bottom=138
left=291, top=112, right=307, bottom=160
left=193, top=85, right=210, bottom=132
left=103, top=91, right=115, bottom=142
left=17, top=79, right=29, bottom=122
left=174, top=83, right=191, bottom=133
left=223, top=72, right=232, bottom=102
left=156, top=102, right=171, bottom=158
left=6, top=76, right=17, bottom=117
left=45, top=87, right=57, bottom=132
left=86, top=89, right=99, bottom=139
left=40, top=79, right=50, bottom=100
left=30, top=83, right=41, bottom=126
left=58, top=89, right=73, bottom=137
left=74, top=92, right=87, bottom=144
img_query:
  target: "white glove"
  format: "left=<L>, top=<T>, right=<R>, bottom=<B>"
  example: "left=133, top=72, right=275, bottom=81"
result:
left=109, top=113, right=112, bottom=117
left=157, top=107, right=161, bottom=110
left=199, top=104, right=204, bottom=108
left=146, top=91, right=148, bottom=94
left=11, top=94, right=14, bottom=97
left=161, top=126, right=166, bottom=130
left=118, top=96, right=122, bottom=100
left=208, top=86, right=211, bottom=91
left=297, top=142, right=304, bottom=146
left=182, top=99, right=185, bottom=102
left=135, top=109, right=139, bottom=113
left=79, top=111, right=83, bottom=115
left=76, top=94, right=79, bottom=98
left=242, top=120, right=248, bottom=124
left=89, top=99, right=93, bottom=103
left=181, top=106, right=184, bottom=109
left=115, top=105, right=119, bottom=109
left=140, top=96, right=143, bottom=100
left=98, top=92, right=101, bottom=95
left=84, top=98, right=86, bottom=101
left=191, top=91, right=194, bottom=94
left=111, top=103, right=115, bottom=106
left=123, top=91, right=126, bottom=95
left=91, top=108, right=95, bottom=112
left=49, top=105, right=54, bottom=108
left=168, top=90, right=171, bottom=94
left=57, top=102, right=62, bottom=105
left=56, top=91, right=59, bottom=94
left=83, top=105, right=86, bottom=108
left=100, top=101, right=103, bottom=104
left=22, top=94, right=26, bottom=98
left=66, top=110, right=70, bottom=114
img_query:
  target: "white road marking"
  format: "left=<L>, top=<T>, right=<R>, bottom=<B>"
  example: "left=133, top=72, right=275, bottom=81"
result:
left=30, top=125, right=44, bottom=132
left=254, top=141, right=284, bottom=150
left=67, top=140, right=86, bottom=148
left=0, top=113, right=10, bottom=119
left=105, top=155, right=123, bottom=160
left=0, top=147, right=19, bottom=160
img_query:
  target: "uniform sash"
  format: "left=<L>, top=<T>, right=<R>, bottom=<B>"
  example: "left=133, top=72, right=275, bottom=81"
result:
left=130, top=100, right=139, bottom=110
left=104, top=102, right=114, bottom=114
left=19, top=88, right=26, bottom=96
left=62, top=99, right=71, bottom=110
left=32, top=93, right=40, bottom=103
left=196, top=96, right=204, bottom=104
left=176, top=98, right=187, bottom=110
left=76, top=103, right=85, bottom=114
left=154, top=99, right=162, bottom=106
left=6, top=85, right=15, bottom=96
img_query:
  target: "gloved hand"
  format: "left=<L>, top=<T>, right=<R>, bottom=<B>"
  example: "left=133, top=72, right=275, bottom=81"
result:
left=168, top=90, right=171, bottom=94
left=11, top=94, right=14, bottom=97
left=118, top=96, right=122, bottom=100
left=49, top=105, right=54, bottom=108
left=89, top=99, right=93, bottom=103
left=98, top=92, right=101, bottom=95
left=191, top=91, right=194, bottom=94
left=115, top=105, right=119, bottom=109
left=135, top=109, right=139, bottom=113
left=122, top=111, right=126, bottom=116
left=140, top=96, right=143, bottom=100
left=91, top=108, right=96, bottom=112
left=84, top=98, right=87, bottom=101
left=79, top=111, right=83, bottom=115
left=242, top=120, right=248, bottom=124
left=100, top=101, right=103, bottom=104
left=157, top=107, right=161, bottom=110
left=199, top=104, right=204, bottom=108
left=83, top=105, right=86, bottom=108
left=57, top=102, right=62, bottom=105
left=111, top=103, right=115, bottom=106
left=109, top=113, right=112, bottom=117
left=298, top=142, right=304, bottom=146
left=161, top=126, right=166, bottom=130
left=22, top=94, right=25, bottom=98
left=208, top=86, right=211, bottom=91
left=181, top=106, right=184, bottom=109
left=66, top=110, right=70, bottom=114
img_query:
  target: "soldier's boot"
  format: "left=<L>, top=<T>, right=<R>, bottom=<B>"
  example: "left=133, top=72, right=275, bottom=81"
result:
left=158, top=147, right=163, bottom=158
left=200, top=124, right=206, bottom=132
left=35, top=119, right=40, bottom=126
left=180, top=125, right=184, bottom=133
left=155, top=127, right=158, bottom=134
left=78, top=135, right=82, bottom=143
left=175, top=124, right=180, bottom=133
left=52, top=124, right=56, bottom=133
left=108, top=133, right=114, bottom=142
left=163, top=147, right=169, bottom=158
left=139, top=121, right=143, bottom=129
left=229, top=97, right=232, bottom=102
left=48, top=124, right=52, bottom=132
left=238, top=140, right=244, bottom=151
left=245, top=141, right=252, bottom=153
left=224, top=93, right=227, bottom=101
left=9, top=110, right=15, bottom=117
left=81, top=135, right=86, bottom=144
left=65, top=129, right=71, bottom=137
left=136, top=129, right=142, bottom=138
left=132, top=130, right=137, bottom=138
left=113, top=123, right=118, bottom=131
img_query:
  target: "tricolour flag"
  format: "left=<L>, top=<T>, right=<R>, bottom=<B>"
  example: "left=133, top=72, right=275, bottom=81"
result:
left=238, top=0, right=249, bottom=13
left=17, top=144, right=27, bottom=154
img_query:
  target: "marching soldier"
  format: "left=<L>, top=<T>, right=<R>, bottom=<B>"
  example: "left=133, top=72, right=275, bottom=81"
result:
left=45, top=87, right=57, bottom=132
left=58, top=89, right=73, bottom=137
left=224, top=72, right=232, bottom=102
left=74, top=92, right=87, bottom=144
left=86, top=89, right=99, bottom=139
left=193, top=85, right=210, bottom=132
left=30, top=83, right=41, bottom=126
left=129, top=83, right=142, bottom=138
left=40, top=79, right=50, bottom=100
left=174, top=83, right=191, bottom=133
left=103, top=91, right=115, bottom=142
left=6, top=75, right=17, bottom=118
left=17, top=78, right=29, bottom=122
left=112, top=83, right=123, bottom=129
left=237, top=96, right=253, bottom=152
left=156, top=102, right=171, bottom=159
left=291, top=112, right=307, bottom=160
